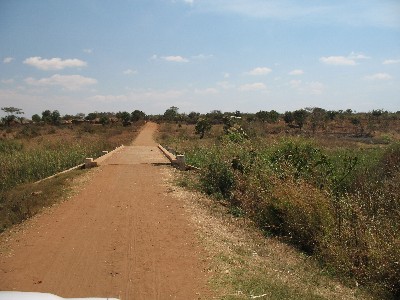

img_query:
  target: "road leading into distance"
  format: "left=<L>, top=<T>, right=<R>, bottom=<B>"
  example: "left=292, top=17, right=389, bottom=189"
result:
left=0, top=122, right=210, bottom=300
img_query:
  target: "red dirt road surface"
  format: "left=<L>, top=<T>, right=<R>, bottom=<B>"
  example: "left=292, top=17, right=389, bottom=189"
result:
left=0, top=122, right=211, bottom=299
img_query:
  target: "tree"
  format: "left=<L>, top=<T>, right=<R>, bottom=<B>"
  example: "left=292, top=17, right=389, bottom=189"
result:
left=51, top=110, right=61, bottom=125
left=246, top=115, right=256, bottom=122
left=309, top=107, right=326, bottom=134
left=99, top=115, right=110, bottom=125
left=187, top=111, right=200, bottom=124
left=75, top=113, right=86, bottom=119
left=283, top=111, right=294, bottom=124
left=85, top=112, right=98, bottom=121
left=41, top=110, right=52, bottom=123
left=62, top=114, right=75, bottom=120
left=1, top=107, right=24, bottom=126
left=293, top=109, right=308, bottom=130
left=206, top=110, right=224, bottom=124
left=255, top=110, right=269, bottom=122
left=195, top=118, right=212, bottom=139
left=116, top=111, right=131, bottom=124
left=32, top=114, right=41, bottom=123
left=326, top=110, right=337, bottom=121
left=256, top=110, right=279, bottom=123
left=268, top=110, right=279, bottom=123
left=163, top=106, right=179, bottom=122
left=131, top=110, right=146, bottom=122
left=1, top=107, right=23, bottom=116
left=370, top=109, right=387, bottom=124
left=351, top=117, right=362, bottom=134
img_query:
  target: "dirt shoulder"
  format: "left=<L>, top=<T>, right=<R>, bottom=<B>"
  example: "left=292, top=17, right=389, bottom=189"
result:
left=0, top=122, right=211, bottom=299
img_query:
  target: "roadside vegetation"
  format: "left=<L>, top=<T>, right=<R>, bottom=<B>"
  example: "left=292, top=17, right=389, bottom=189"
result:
left=157, top=107, right=400, bottom=299
left=0, top=107, right=146, bottom=232
left=1, top=105, right=399, bottom=298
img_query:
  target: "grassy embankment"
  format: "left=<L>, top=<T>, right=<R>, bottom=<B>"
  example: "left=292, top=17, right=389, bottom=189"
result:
left=158, top=122, right=399, bottom=299
left=0, top=122, right=143, bottom=232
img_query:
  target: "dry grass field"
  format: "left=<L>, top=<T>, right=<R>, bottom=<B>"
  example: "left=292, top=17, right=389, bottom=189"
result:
left=156, top=115, right=400, bottom=299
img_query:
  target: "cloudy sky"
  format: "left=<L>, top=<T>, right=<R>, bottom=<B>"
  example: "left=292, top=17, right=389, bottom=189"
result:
left=1, top=0, right=399, bottom=117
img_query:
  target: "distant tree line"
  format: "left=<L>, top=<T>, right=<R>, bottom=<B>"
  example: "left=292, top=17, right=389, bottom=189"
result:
left=0, top=107, right=147, bottom=127
left=151, top=106, right=400, bottom=139
left=1, top=106, right=399, bottom=137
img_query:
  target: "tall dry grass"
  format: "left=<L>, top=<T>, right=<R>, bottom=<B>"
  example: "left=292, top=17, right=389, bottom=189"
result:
left=163, top=123, right=399, bottom=298
left=0, top=122, right=143, bottom=232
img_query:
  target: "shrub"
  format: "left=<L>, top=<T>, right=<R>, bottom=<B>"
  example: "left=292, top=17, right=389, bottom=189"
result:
left=268, top=177, right=334, bottom=253
left=269, top=139, right=331, bottom=187
left=200, top=157, right=235, bottom=200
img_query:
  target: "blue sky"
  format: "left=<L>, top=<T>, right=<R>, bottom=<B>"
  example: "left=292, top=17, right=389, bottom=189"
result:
left=1, top=0, right=399, bottom=117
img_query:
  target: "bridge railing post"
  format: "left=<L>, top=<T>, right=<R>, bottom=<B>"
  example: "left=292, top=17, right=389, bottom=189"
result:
left=176, top=154, right=186, bottom=171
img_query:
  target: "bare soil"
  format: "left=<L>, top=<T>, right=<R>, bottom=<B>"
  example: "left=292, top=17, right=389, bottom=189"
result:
left=0, top=122, right=211, bottom=299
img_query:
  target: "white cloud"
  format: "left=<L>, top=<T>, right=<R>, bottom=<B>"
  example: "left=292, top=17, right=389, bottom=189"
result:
left=289, top=69, right=304, bottom=75
left=23, top=57, right=87, bottom=70
left=88, top=89, right=187, bottom=104
left=183, top=0, right=194, bottom=5
left=89, top=94, right=129, bottom=103
left=1, top=79, right=14, bottom=84
left=289, top=80, right=324, bottom=95
left=25, top=74, right=97, bottom=90
left=320, top=52, right=370, bottom=66
left=194, top=87, right=218, bottom=94
left=162, top=56, right=189, bottom=63
left=239, top=82, right=267, bottom=91
left=217, top=81, right=235, bottom=89
left=308, top=81, right=325, bottom=95
left=191, top=54, right=213, bottom=60
left=364, top=73, right=392, bottom=80
left=383, top=59, right=400, bottom=65
left=223, top=72, right=230, bottom=78
left=83, top=49, right=93, bottom=54
left=195, top=1, right=326, bottom=20
left=184, top=1, right=400, bottom=29
left=348, top=52, right=370, bottom=60
left=319, top=56, right=356, bottom=66
left=289, top=79, right=302, bottom=88
left=246, top=67, right=272, bottom=75
left=3, top=57, right=14, bottom=64
left=123, top=69, right=137, bottom=75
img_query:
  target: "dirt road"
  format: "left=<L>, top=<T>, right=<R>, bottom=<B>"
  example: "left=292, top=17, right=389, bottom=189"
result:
left=0, top=122, right=210, bottom=299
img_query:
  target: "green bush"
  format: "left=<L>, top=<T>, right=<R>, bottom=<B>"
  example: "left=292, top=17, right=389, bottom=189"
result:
left=200, top=157, right=235, bottom=200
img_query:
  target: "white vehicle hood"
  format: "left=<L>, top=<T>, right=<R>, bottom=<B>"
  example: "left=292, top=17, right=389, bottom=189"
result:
left=0, top=292, right=119, bottom=300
